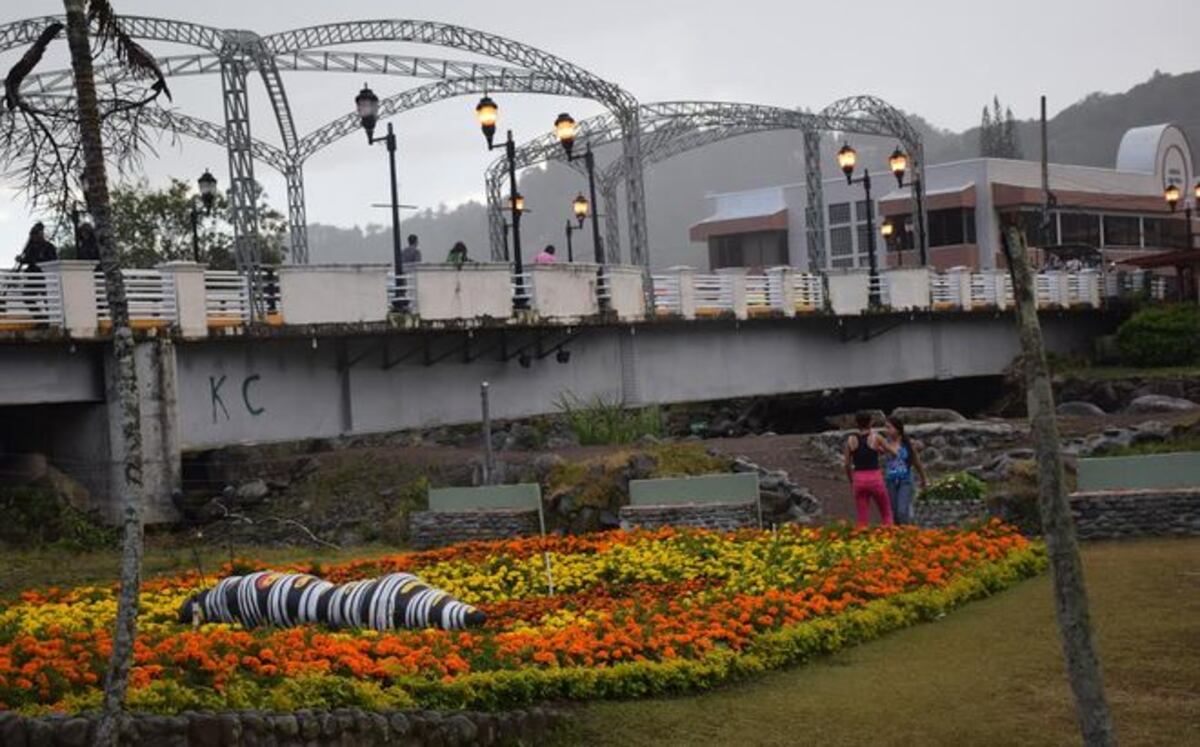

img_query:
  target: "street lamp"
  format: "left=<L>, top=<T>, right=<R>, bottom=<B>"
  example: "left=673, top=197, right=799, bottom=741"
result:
left=190, top=169, right=218, bottom=263
left=555, top=112, right=608, bottom=305
left=565, top=193, right=589, bottom=262
left=355, top=83, right=407, bottom=311
left=836, top=144, right=909, bottom=304
left=880, top=219, right=897, bottom=268
left=476, top=95, right=528, bottom=308
left=1165, top=182, right=1198, bottom=251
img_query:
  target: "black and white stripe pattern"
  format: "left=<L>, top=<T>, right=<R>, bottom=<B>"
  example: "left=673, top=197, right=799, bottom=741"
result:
left=178, top=571, right=485, bottom=631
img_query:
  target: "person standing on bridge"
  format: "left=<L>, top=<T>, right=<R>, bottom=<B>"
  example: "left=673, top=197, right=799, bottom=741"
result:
left=401, top=234, right=422, bottom=265
left=446, top=241, right=469, bottom=267
left=18, top=222, right=58, bottom=273
left=883, top=416, right=928, bottom=525
left=843, top=411, right=893, bottom=528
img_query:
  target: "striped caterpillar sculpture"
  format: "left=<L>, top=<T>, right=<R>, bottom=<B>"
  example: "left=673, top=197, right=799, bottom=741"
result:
left=177, top=571, right=486, bottom=631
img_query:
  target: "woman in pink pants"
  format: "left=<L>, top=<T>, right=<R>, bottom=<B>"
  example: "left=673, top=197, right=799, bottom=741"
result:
left=843, top=411, right=894, bottom=528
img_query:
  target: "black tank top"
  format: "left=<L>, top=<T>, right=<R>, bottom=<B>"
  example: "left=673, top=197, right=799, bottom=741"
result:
left=851, top=431, right=880, bottom=471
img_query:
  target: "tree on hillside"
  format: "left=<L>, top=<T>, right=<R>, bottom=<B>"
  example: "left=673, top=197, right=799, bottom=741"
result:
left=85, top=178, right=288, bottom=268
left=980, top=95, right=1022, bottom=158
left=1001, top=222, right=1116, bottom=746
left=2, top=1, right=170, bottom=743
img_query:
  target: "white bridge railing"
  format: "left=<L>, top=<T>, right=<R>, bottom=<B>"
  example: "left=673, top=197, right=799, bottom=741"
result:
left=0, top=262, right=1159, bottom=337
left=0, top=271, right=63, bottom=327
left=94, top=270, right=176, bottom=327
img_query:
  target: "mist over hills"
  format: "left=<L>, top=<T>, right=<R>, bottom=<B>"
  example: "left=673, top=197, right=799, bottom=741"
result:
left=307, top=70, right=1200, bottom=269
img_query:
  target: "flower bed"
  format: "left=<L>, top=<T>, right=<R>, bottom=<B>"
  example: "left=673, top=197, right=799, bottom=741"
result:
left=0, top=522, right=1043, bottom=714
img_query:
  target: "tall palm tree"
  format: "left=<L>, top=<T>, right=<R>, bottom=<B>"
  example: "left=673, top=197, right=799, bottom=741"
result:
left=5, top=3, right=169, bottom=743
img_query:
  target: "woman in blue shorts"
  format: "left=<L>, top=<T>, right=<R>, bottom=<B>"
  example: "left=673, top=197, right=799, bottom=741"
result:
left=883, top=416, right=929, bottom=524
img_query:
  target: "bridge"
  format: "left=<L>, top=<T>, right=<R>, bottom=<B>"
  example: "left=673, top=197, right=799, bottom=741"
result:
left=1, top=260, right=1132, bottom=523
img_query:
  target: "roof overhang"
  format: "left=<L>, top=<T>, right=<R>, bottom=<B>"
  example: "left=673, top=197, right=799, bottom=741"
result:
left=880, top=184, right=975, bottom=216
left=689, top=209, right=789, bottom=242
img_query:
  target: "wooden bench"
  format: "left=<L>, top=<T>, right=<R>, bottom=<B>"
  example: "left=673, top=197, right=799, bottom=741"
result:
left=620, top=473, right=762, bottom=530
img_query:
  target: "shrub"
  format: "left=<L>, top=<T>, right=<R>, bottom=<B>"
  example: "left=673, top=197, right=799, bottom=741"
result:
left=0, top=487, right=116, bottom=552
left=556, top=393, right=663, bottom=445
left=1116, top=304, right=1200, bottom=367
left=919, top=472, right=987, bottom=503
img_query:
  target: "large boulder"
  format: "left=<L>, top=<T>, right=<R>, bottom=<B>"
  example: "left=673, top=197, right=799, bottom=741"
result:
left=1125, top=395, right=1200, bottom=414
left=824, top=409, right=887, bottom=430
left=1056, top=401, right=1107, bottom=418
left=889, top=407, right=967, bottom=425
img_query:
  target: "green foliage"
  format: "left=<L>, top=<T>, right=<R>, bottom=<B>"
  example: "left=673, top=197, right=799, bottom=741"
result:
left=556, top=393, right=663, bottom=446
left=1116, top=304, right=1200, bottom=367
left=75, top=178, right=289, bottom=268
left=0, top=487, right=116, bottom=552
left=648, top=444, right=732, bottom=477
left=919, top=472, right=987, bottom=503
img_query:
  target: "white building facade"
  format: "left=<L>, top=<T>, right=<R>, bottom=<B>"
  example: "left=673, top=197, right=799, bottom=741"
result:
left=689, top=123, right=1197, bottom=272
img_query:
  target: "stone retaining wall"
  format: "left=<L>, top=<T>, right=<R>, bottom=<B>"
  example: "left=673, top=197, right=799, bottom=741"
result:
left=619, top=502, right=759, bottom=531
left=409, top=508, right=540, bottom=549
left=1070, top=488, right=1200, bottom=540
left=913, top=500, right=990, bottom=528
left=0, top=705, right=568, bottom=746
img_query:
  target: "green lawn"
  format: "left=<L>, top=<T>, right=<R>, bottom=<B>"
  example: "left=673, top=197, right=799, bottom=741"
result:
left=559, top=539, right=1200, bottom=747
left=1058, top=364, right=1200, bottom=381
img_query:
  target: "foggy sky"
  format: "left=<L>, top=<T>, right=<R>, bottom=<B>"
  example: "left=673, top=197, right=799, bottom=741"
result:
left=1, top=0, right=1197, bottom=264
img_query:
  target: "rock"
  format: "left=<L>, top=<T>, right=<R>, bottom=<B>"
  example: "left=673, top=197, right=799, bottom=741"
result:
left=598, top=510, right=621, bottom=529
left=1132, top=420, right=1173, bottom=443
left=637, top=433, right=662, bottom=446
left=446, top=714, right=479, bottom=744
left=508, top=423, right=542, bottom=450
left=1007, top=448, right=1035, bottom=460
left=533, top=453, right=566, bottom=477
left=628, top=453, right=656, bottom=480
left=1126, top=395, right=1200, bottom=414
left=388, top=713, right=411, bottom=736
left=545, top=435, right=579, bottom=450
left=57, top=718, right=91, bottom=747
left=1056, top=401, right=1106, bottom=417
left=234, top=479, right=270, bottom=505
left=890, top=406, right=966, bottom=424
left=825, top=409, right=886, bottom=430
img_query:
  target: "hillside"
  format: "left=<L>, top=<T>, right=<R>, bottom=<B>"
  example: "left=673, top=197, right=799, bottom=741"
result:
left=308, top=69, right=1200, bottom=268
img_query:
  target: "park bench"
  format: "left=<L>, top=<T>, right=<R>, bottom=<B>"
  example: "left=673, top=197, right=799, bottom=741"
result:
left=1070, top=453, right=1200, bottom=540
left=619, top=472, right=762, bottom=530
left=409, top=483, right=546, bottom=549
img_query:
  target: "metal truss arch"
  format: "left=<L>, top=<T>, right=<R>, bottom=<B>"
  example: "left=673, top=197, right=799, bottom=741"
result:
left=261, top=20, right=649, bottom=263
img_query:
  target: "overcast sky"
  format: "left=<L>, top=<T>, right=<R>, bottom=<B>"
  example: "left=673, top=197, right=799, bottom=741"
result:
left=1, top=0, right=1198, bottom=264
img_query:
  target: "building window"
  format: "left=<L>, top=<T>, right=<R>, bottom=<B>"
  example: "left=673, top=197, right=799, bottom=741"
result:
left=1059, top=212, right=1100, bottom=247
left=831, top=257, right=855, bottom=269
left=1000, top=209, right=1054, bottom=246
left=830, top=226, right=854, bottom=257
left=708, top=231, right=788, bottom=270
left=1143, top=217, right=1189, bottom=250
left=828, top=202, right=851, bottom=225
left=854, top=200, right=871, bottom=222
left=1102, top=215, right=1140, bottom=247
left=928, top=207, right=976, bottom=247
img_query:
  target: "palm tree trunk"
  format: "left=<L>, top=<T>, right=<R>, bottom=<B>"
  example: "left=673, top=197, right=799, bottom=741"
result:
left=1004, top=225, right=1116, bottom=746
left=60, top=2, right=145, bottom=744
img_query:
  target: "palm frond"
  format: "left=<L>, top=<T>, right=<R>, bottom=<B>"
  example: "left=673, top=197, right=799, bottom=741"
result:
left=4, top=23, right=64, bottom=111
left=88, top=0, right=171, bottom=101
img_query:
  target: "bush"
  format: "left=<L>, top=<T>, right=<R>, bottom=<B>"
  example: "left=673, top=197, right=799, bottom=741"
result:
left=0, top=487, right=116, bottom=552
left=919, top=472, right=987, bottom=503
left=1116, top=304, right=1200, bottom=367
left=556, top=393, right=663, bottom=445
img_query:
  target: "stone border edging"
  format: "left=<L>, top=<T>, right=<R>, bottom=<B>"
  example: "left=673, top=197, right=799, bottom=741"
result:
left=0, top=704, right=570, bottom=746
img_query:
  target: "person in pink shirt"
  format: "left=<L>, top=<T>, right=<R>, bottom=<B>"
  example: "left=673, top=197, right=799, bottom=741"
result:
left=533, top=244, right=558, bottom=264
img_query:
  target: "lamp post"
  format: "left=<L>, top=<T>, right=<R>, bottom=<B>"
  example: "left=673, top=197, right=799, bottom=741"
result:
left=476, top=95, right=529, bottom=309
left=1165, top=181, right=1200, bottom=251
left=564, top=193, right=589, bottom=262
left=880, top=218, right=897, bottom=268
left=553, top=113, right=606, bottom=267
left=837, top=143, right=908, bottom=306
left=355, top=84, right=407, bottom=312
left=190, top=169, right=218, bottom=263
